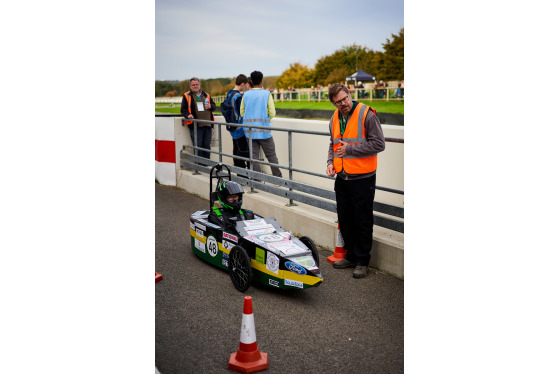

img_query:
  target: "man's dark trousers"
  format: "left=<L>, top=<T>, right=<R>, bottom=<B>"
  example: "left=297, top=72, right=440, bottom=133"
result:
left=232, top=136, right=249, bottom=168
left=189, top=126, right=212, bottom=159
left=335, top=174, right=376, bottom=266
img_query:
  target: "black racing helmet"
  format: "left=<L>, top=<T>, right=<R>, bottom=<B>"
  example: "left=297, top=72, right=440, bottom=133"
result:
left=217, top=181, right=244, bottom=213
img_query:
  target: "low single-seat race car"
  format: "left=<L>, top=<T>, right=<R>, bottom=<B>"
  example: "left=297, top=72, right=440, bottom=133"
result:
left=189, top=163, right=323, bottom=292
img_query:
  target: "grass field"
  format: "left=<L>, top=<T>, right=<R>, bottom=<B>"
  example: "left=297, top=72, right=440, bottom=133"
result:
left=274, top=100, right=404, bottom=114
left=155, top=98, right=404, bottom=115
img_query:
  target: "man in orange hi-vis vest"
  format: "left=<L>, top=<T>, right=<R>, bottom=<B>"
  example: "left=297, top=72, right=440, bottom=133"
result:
left=326, top=83, right=385, bottom=279
left=180, top=77, right=216, bottom=160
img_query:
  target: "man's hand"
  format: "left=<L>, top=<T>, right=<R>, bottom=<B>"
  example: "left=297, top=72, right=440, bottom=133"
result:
left=187, top=114, right=194, bottom=119
left=326, top=164, right=336, bottom=177
left=337, top=141, right=348, bottom=157
left=204, top=102, right=211, bottom=110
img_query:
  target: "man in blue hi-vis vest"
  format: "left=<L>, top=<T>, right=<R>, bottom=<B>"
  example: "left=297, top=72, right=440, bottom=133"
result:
left=240, top=71, right=283, bottom=178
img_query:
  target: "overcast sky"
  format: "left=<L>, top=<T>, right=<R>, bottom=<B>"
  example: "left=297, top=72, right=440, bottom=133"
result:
left=155, top=0, right=404, bottom=81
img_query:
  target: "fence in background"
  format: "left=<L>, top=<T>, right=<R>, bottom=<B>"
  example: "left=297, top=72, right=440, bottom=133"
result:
left=156, top=86, right=404, bottom=106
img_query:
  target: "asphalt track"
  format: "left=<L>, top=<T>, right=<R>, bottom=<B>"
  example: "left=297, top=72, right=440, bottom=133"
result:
left=155, top=183, right=403, bottom=374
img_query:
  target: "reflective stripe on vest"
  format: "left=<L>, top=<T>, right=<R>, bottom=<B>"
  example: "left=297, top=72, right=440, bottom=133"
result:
left=184, top=92, right=193, bottom=125
left=242, top=89, right=272, bottom=139
left=330, top=103, right=378, bottom=174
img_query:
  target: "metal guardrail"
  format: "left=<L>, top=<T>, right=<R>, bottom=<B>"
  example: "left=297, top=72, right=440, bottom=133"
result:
left=159, top=115, right=404, bottom=233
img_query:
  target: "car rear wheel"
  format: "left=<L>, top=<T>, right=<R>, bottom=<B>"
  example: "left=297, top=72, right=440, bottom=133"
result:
left=299, top=236, right=319, bottom=267
left=228, top=245, right=252, bottom=292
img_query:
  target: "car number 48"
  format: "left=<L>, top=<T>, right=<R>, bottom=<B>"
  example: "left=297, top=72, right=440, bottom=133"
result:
left=206, top=236, right=218, bottom=257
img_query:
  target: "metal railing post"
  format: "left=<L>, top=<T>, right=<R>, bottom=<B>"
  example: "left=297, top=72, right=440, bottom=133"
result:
left=287, top=131, right=296, bottom=206
left=193, top=122, right=200, bottom=175
left=248, top=129, right=254, bottom=193
left=218, top=124, right=222, bottom=163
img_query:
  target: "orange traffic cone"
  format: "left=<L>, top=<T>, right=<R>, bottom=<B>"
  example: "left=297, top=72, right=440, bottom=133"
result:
left=155, top=272, right=163, bottom=283
left=326, top=225, right=347, bottom=264
left=228, top=296, right=268, bottom=373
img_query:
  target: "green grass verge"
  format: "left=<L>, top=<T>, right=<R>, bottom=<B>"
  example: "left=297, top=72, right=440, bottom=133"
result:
left=155, top=106, right=180, bottom=114
left=274, top=100, right=404, bottom=114
left=155, top=98, right=404, bottom=115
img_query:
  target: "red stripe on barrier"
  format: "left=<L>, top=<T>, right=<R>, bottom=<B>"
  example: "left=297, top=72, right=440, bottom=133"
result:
left=155, top=140, right=176, bottom=163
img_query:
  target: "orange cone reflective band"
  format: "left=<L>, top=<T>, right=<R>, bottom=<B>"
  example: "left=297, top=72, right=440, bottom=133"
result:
left=327, top=224, right=347, bottom=264
left=228, top=296, right=268, bottom=373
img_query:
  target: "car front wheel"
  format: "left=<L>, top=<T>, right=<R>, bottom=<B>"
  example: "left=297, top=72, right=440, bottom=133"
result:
left=228, top=245, right=252, bottom=292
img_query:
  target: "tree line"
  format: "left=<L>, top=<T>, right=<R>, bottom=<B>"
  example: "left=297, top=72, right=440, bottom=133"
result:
left=155, top=28, right=403, bottom=97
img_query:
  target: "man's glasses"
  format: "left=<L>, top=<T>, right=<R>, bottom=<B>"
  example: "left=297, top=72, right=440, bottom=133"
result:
left=333, top=95, right=350, bottom=106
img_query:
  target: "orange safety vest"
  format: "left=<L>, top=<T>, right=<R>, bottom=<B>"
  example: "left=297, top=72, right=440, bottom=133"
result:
left=183, top=91, right=214, bottom=126
left=330, top=102, right=378, bottom=174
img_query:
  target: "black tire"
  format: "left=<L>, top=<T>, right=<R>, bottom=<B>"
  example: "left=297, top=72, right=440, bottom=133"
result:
left=228, top=245, right=252, bottom=292
left=299, top=236, right=319, bottom=267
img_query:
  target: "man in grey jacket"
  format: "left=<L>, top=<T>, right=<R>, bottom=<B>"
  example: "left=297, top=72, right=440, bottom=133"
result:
left=326, top=83, right=385, bottom=278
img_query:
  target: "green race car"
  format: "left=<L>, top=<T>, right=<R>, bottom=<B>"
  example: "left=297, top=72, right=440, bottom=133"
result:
left=189, top=164, right=323, bottom=292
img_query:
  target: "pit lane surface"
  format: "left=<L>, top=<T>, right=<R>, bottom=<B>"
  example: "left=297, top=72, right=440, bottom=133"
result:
left=155, top=183, right=403, bottom=374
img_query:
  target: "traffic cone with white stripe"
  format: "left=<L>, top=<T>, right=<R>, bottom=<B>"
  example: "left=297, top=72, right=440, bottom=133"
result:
left=228, top=296, right=268, bottom=373
left=327, top=224, right=347, bottom=264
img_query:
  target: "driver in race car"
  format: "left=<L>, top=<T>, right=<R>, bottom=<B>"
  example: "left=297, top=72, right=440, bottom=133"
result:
left=208, top=181, right=257, bottom=229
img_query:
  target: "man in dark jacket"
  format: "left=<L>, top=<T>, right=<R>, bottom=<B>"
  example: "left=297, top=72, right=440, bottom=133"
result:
left=181, top=77, right=216, bottom=160
left=223, top=74, right=251, bottom=169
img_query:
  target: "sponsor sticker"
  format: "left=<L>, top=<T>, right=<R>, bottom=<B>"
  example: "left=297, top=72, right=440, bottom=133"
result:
left=194, top=238, right=205, bottom=253
left=222, top=259, right=229, bottom=267
left=222, top=252, right=229, bottom=260
left=255, top=247, right=265, bottom=265
left=271, top=241, right=307, bottom=256
left=291, top=255, right=316, bottom=268
left=223, top=232, right=238, bottom=243
left=243, top=219, right=267, bottom=227
left=266, top=252, right=279, bottom=274
left=284, top=279, right=303, bottom=289
left=309, top=268, right=322, bottom=277
left=269, top=279, right=279, bottom=288
left=222, top=241, right=235, bottom=251
left=206, top=235, right=218, bottom=257
left=196, top=228, right=204, bottom=238
left=244, top=236, right=266, bottom=246
left=246, top=228, right=276, bottom=236
left=285, top=261, right=307, bottom=275
left=258, top=234, right=286, bottom=243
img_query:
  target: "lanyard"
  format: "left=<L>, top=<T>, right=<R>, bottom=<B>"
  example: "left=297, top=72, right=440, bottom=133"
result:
left=338, top=102, right=355, bottom=134
left=340, top=115, right=348, bottom=135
